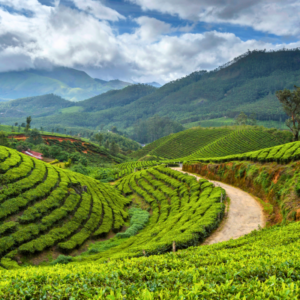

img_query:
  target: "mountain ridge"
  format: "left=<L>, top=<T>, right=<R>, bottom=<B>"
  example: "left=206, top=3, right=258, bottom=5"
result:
left=0, top=67, right=132, bottom=101
left=0, top=49, right=299, bottom=133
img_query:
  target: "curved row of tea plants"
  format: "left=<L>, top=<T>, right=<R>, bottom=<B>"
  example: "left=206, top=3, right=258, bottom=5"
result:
left=129, top=134, right=174, bottom=159
left=0, top=146, right=130, bottom=265
left=114, top=160, right=178, bottom=179
left=91, top=165, right=225, bottom=260
left=149, top=127, right=233, bottom=159
left=183, top=140, right=300, bottom=164
left=1, top=217, right=300, bottom=298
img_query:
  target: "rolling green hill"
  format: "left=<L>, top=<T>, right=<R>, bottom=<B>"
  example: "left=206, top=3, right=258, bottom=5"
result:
left=0, top=67, right=132, bottom=101
left=1, top=209, right=300, bottom=298
left=0, top=146, right=130, bottom=266
left=131, top=127, right=292, bottom=160
left=0, top=85, right=157, bottom=130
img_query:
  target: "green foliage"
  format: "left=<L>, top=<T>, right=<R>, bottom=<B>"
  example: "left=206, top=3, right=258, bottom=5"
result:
left=276, top=85, right=300, bottom=141
left=105, top=166, right=225, bottom=259
left=183, top=140, right=300, bottom=164
left=50, top=255, right=73, bottom=265
left=0, top=132, right=10, bottom=147
left=179, top=128, right=291, bottom=161
left=2, top=222, right=300, bottom=298
left=0, top=146, right=130, bottom=260
left=25, top=129, right=43, bottom=145
left=131, top=127, right=292, bottom=160
left=116, top=208, right=150, bottom=239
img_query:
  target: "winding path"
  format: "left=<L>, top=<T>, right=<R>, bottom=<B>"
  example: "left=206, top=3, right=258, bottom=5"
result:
left=172, top=167, right=265, bottom=245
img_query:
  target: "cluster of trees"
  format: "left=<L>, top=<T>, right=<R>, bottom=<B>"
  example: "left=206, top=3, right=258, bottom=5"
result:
left=234, top=112, right=257, bottom=126
left=276, top=85, right=300, bottom=141
left=132, top=116, right=184, bottom=144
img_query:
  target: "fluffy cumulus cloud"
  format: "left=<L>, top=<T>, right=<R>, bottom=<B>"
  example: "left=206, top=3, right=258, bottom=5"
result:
left=128, top=0, right=300, bottom=37
left=0, top=0, right=299, bottom=83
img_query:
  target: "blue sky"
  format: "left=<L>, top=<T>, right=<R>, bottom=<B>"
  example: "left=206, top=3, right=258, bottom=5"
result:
left=0, top=0, right=299, bottom=83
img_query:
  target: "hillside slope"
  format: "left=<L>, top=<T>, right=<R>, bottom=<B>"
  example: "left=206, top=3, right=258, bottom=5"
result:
left=1, top=220, right=300, bottom=298
left=0, top=146, right=130, bottom=265
left=131, top=127, right=292, bottom=160
left=0, top=85, right=157, bottom=129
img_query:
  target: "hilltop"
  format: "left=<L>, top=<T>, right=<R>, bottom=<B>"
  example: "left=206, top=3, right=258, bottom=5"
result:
left=0, top=84, right=157, bottom=130
left=131, top=126, right=292, bottom=160
left=0, top=67, right=132, bottom=101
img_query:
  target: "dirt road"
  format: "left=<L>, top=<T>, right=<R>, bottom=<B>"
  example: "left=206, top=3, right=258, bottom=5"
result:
left=172, top=167, right=265, bottom=245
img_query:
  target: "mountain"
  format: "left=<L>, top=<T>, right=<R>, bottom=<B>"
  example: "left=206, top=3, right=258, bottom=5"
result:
left=0, top=49, right=299, bottom=132
left=145, top=82, right=161, bottom=88
left=0, top=94, right=72, bottom=118
left=0, top=84, right=156, bottom=127
left=0, top=67, right=132, bottom=101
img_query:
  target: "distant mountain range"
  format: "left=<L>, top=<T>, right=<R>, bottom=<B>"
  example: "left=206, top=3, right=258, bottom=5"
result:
left=145, top=82, right=161, bottom=88
left=0, top=67, right=132, bottom=101
left=0, top=49, right=299, bottom=132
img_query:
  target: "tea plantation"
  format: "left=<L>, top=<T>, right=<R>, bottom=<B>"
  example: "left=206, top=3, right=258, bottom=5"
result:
left=2, top=125, right=300, bottom=299
left=1, top=221, right=300, bottom=298
left=0, top=146, right=130, bottom=266
left=133, top=127, right=292, bottom=160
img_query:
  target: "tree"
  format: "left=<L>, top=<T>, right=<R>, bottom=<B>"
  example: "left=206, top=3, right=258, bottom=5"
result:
left=110, top=141, right=119, bottom=155
left=26, top=129, right=44, bottom=145
left=249, top=113, right=257, bottom=126
left=235, top=112, right=248, bottom=125
left=40, top=127, right=44, bottom=133
left=276, top=86, right=300, bottom=141
left=15, top=122, right=18, bottom=127
left=105, top=140, right=110, bottom=149
left=0, top=131, right=10, bottom=147
left=111, top=126, right=117, bottom=133
left=25, top=116, right=32, bottom=133
left=94, top=133, right=103, bottom=146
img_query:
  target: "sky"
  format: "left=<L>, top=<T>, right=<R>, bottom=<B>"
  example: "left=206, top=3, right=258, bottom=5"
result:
left=0, top=0, right=300, bottom=84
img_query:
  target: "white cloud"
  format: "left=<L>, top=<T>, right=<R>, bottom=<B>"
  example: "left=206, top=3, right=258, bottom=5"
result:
left=0, top=0, right=299, bottom=84
left=72, top=0, right=125, bottom=21
left=128, top=0, right=300, bottom=37
left=134, top=16, right=172, bottom=42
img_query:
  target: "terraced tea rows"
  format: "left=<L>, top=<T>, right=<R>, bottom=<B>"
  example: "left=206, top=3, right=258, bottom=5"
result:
left=130, top=134, right=174, bottom=159
left=131, top=127, right=291, bottom=160
left=2, top=221, right=300, bottom=299
left=0, top=146, right=130, bottom=265
left=183, top=140, right=300, bottom=164
left=115, top=161, right=166, bottom=179
left=149, top=127, right=232, bottom=159
left=90, top=165, right=225, bottom=260
left=179, top=129, right=290, bottom=162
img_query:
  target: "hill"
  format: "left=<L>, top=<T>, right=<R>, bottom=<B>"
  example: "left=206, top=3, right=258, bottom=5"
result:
left=131, top=126, right=292, bottom=160
left=1, top=215, right=300, bottom=298
left=0, top=148, right=224, bottom=265
left=0, top=146, right=131, bottom=266
left=0, top=85, right=157, bottom=130
left=0, top=67, right=132, bottom=101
